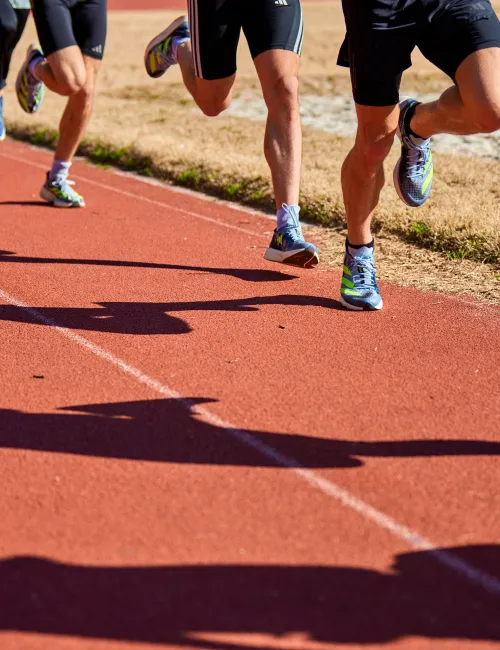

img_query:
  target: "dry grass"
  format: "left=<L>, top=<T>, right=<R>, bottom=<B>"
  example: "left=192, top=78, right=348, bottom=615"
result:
left=2, top=6, right=500, bottom=301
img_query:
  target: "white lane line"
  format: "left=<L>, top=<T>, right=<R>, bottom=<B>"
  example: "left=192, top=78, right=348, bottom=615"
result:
left=1, top=285, right=499, bottom=597
left=0, top=151, right=269, bottom=240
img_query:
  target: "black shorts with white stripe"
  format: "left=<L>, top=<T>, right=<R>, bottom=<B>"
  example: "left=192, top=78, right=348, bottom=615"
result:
left=188, top=0, right=303, bottom=80
left=32, top=0, right=107, bottom=60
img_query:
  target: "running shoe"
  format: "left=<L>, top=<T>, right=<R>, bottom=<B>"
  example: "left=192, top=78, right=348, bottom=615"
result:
left=144, top=16, right=190, bottom=78
left=16, top=44, right=45, bottom=114
left=0, top=97, right=5, bottom=141
left=340, top=242, right=383, bottom=311
left=40, top=173, right=85, bottom=208
left=394, top=98, right=433, bottom=207
left=264, top=204, right=319, bottom=268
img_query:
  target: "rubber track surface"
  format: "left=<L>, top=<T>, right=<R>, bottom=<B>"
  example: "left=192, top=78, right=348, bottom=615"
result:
left=0, top=139, right=499, bottom=650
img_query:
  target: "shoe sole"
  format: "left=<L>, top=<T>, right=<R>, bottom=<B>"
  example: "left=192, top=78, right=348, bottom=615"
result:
left=264, top=247, right=319, bottom=269
left=15, top=45, right=42, bottom=115
left=339, top=295, right=384, bottom=311
left=40, top=186, right=85, bottom=208
left=144, top=16, right=187, bottom=78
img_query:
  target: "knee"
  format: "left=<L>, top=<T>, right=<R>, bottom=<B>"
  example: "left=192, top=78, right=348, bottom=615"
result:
left=472, top=105, right=500, bottom=134
left=265, top=75, right=299, bottom=116
left=355, top=127, right=396, bottom=168
left=57, top=69, right=87, bottom=96
left=199, top=100, right=228, bottom=117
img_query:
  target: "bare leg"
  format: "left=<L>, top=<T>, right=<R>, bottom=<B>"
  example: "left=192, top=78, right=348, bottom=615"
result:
left=54, top=56, right=100, bottom=161
left=410, top=48, right=500, bottom=137
left=177, top=41, right=235, bottom=117
left=254, top=49, right=301, bottom=209
left=342, top=105, right=398, bottom=245
left=34, top=45, right=87, bottom=96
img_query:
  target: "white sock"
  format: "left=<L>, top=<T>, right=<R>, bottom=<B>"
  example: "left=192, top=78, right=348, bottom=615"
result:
left=171, top=36, right=190, bottom=62
left=28, top=55, right=44, bottom=82
left=49, top=160, right=71, bottom=182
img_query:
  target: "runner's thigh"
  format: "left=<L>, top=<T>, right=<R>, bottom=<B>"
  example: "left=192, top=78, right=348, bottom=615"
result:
left=242, top=0, right=304, bottom=59
left=417, top=0, right=500, bottom=81
left=71, top=0, right=107, bottom=61
left=31, top=0, right=76, bottom=58
left=187, top=0, right=241, bottom=80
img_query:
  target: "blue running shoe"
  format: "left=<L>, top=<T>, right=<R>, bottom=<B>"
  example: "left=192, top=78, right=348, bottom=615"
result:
left=264, top=204, right=319, bottom=269
left=0, top=96, right=5, bottom=141
left=16, top=44, right=45, bottom=114
left=144, top=16, right=190, bottom=79
left=394, top=98, right=433, bottom=207
left=340, top=242, right=383, bottom=311
left=40, top=172, right=85, bottom=208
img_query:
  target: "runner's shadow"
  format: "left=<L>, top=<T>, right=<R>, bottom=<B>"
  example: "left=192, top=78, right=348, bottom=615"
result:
left=0, top=295, right=342, bottom=334
left=1, top=397, right=498, bottom=467
left=0, top=250, right=298, bottom=283
left=0, top=201, right=49, bottom=207
left=1, top=546, right=499, bottom=646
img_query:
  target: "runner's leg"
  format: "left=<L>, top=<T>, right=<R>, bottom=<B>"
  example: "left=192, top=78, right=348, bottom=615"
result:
left=145, top=1, right=237, bottom=116
left=336, top=1, right=416, bottom=309
left=254, top=50, right=301, bottom=208
left=28, top=0, right=106, bottom=206
left=54, top=54, right=100, bottom=161
left=406, top=3, right=500, bottom=138
left=245, top=0, right=317, bottom=268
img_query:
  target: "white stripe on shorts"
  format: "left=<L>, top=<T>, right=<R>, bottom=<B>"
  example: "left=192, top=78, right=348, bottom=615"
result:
left=188, top=0, right=203, bottom=78
left=293, top=0, right=304, bottom=54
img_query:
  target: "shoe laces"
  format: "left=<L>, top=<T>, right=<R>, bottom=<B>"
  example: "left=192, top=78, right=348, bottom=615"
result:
left=350, top=255, right=377, bottom=288
left=281, top=224, right=304, bottom=244
left=52, top=177, right=82, bottom=199
left=404, top=139, right=431, bottom=180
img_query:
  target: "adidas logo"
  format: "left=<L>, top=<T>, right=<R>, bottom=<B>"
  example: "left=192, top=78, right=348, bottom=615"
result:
left=91, top=44, right=103, bottom=54
left=275, top=0, right=288, bottom=5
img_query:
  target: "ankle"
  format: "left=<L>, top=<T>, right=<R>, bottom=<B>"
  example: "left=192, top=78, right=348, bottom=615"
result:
left=49, top=159, right=71, bottom=182
left=28, top=55, right=44, bottom=82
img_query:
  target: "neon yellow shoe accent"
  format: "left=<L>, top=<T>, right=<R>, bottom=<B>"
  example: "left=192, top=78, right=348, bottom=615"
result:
left=421, top=166, right=433, bottom=194
left=343, top=264, right=352, bottom=276
left=342, top=277, right=355, bottom=289
left=341, top=288, right=362, bottom=297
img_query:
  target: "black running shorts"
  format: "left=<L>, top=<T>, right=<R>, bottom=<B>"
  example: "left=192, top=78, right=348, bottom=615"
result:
left=31, top=0, right=107, bottom=60
left=337, top=0, right=500, bottom=106
left=0, top=0, right=30, bottom=89
left=187, top=0, right=304, bottom=80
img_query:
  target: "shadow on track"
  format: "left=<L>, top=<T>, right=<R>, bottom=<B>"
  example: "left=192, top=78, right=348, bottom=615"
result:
left=0, top=249, right=299, bottom=283
left=1, top=398, right=498, bottom=467
left=0, top=295, right=342, bottom=334
left=0, top=201, right=49, bottom=207
left=1, top=546, right=499, bottom=647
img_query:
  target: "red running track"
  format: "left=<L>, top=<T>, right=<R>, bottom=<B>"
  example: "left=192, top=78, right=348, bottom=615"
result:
left=0, top=138, right=499, bottom=650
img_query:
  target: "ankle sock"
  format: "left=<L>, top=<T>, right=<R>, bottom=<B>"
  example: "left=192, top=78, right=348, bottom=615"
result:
left=347, top=238, right=374, bottom=251
left=28, top=54, right=44, bottom=82
left=277, top=203, right=300, bottom=229
left=171, top=35, right=190, bottom=62
left=49, top=160, right=71, bottom=182
left=403, top=102, right=427, bottom=143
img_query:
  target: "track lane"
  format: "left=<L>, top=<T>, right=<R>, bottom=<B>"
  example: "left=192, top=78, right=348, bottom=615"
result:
left=0, top=139, right=499, bottom=650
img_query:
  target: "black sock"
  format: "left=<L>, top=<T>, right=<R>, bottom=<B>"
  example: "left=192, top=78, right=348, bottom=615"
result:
left=346, top=238, right=374, bottom=250
left=404, top=101, right=425, bottom=140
